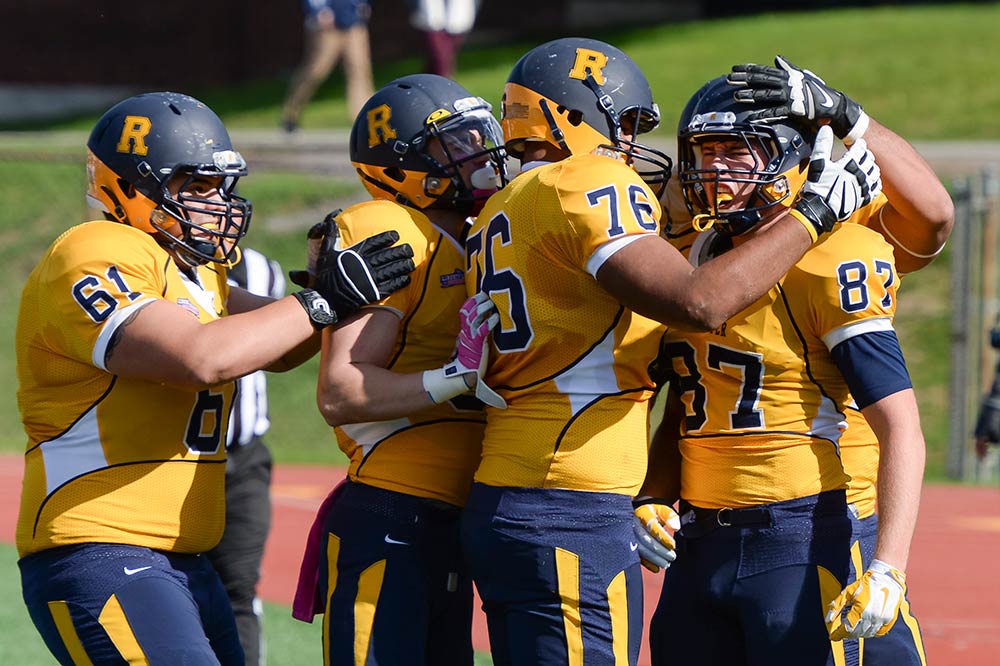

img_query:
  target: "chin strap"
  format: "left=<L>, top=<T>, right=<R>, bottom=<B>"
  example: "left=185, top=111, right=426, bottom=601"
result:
left=538, top=98, right=570, bottom=153
left=223, top=245, right=243, bottom=269
left=692, top=214, right=717, bottom=232
left=99, top=186, right=128, bottom=222
left=582, top=73, right=623, bottom=141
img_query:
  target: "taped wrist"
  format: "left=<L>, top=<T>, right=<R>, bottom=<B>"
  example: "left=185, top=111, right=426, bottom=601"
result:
left=422, top=366, right=474, bottom=404
left=870, top=558, right=906, bottom=585
left=837, top=106, right=870, bottom=145
left=293, top=289, right=337, bottom=330
left=792, top=192, right=837, bottom=240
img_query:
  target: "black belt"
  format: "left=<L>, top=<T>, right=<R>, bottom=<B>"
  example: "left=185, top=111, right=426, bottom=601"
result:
left=682, top=505, right=773, bottom=530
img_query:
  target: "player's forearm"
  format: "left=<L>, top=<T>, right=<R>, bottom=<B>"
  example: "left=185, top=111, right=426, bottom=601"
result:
left=867, top=119, right=953, bottom=231
left=866, top=119, right=954, bottom=272
left=601, top=220, right=813, bottom=331
left=679, top=215, right=813, bottom=329
left=317, top=363, right=433, bottom=426
left=265, top=333, right=322, bottom=372
left=863, top=389, right=926, bottom=571
left=198, top=297, right=319, bottom=382
left=872, top=433, right=924, bottom=571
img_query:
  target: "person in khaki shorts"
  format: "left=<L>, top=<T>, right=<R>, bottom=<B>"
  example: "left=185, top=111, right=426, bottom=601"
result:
left=282, top=0, right=374, bottom=132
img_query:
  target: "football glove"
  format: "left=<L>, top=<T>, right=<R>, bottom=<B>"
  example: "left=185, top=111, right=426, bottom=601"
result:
left=728, top=55, right=870, bottom=144
left=632, top=497, right=680, bottom=573
left=308, top=219, right=415, bottom=323
left=826, top=559, right=906, bottom=640
left=289, top=210, right=340, bottom=289
left=423, top=292, right=507, bottom=409
left=791, top=126, right=882, bottom=240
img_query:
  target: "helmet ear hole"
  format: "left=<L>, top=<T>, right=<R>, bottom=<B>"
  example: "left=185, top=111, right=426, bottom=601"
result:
left=566, top=110, right=584, bottom=127
left=117, top=178, right=137, bottom=199
left=383, top=167, right=406, bottom=183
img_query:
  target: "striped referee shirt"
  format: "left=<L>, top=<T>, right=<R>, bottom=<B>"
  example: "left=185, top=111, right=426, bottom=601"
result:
left=226, top=248, right=286, bottom=449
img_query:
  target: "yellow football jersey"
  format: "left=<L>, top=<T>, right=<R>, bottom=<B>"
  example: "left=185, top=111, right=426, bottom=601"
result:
left=465, top=154, right=665, bottom=495
left=332, top=200, right=484, bottom=507
left=659, top=216, right=897, bottom=509
left=16, top=221, right=235, bottom=557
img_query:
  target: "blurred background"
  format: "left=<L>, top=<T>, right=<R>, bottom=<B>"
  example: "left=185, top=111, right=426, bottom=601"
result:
left=2, top=1, right=1000, bottom=662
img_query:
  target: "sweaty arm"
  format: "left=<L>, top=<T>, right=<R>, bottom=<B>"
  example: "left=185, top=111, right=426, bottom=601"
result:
left=832, top=330, right=924, bottom=570
left=864, top=119, right=954, bottom=274
left=317, top=308, right=437, bottom=427
left=106, top=293, right=319, bottom=387
left=598, top=214, right=813, bottom=331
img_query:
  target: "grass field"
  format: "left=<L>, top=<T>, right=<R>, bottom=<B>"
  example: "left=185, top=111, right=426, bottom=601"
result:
left=0, top=3, right=988, bottom=662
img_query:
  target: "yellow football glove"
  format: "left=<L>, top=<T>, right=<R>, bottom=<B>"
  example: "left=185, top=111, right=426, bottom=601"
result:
left=826, top=559, right=906, bottom=640
left=632, top=497, right=680, bottom=573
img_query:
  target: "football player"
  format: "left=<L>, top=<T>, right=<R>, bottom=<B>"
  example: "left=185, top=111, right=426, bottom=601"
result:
left=640, top=69, right=948, bottom=665
left=460, top=38, right=877, bottom=666
left=15, top=91, right=414, bottom=665
left=289, top=74, right=508, bottom=666
left=656, top=57, right=949, bottom=665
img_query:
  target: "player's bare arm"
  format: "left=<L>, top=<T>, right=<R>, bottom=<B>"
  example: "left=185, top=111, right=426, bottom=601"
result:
left=227, top=285, right=321, bottom=372
left=861, top=388, right=925, bottom=571
left=728, top=56, right=954, bottom=274
left=598, top=220, right=811, bottom=330
left=317, top=308, right=433, bottom=426
left=864, top=119, right=954, bottom=273
left=639, top=385, right=685, bottom=504
left=105, top=295, right=318, bottom=387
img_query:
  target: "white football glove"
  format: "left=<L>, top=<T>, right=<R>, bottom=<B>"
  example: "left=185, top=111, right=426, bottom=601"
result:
left=423, top=292, right=507, bottom=409
left=632, top=498, right=680, bottom=573
left=792, top=125, right=883, bottom=238
left=826, top=559, right=906, bottom=640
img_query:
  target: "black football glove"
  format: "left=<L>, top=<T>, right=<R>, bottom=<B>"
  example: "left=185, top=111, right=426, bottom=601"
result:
left=311, top=224, right=415, bottom=322
left=728, top=55, right=869, bottom=144
left=289, top=210, right=339, bottom=289
left=792, top=126, right=882, bottom=238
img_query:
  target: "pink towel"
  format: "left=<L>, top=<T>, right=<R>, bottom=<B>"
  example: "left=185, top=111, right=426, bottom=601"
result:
left=292, top=479, right=347, bottom=622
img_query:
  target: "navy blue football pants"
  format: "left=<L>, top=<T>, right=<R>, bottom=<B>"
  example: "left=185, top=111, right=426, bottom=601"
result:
left=318, top=480, right=473, bottom=666
left=20, top=542, right=242, bottom=665
left=649, top=491, right=853, bottom=666
left=827, top=511, right=927, bottom=666
left=462, top=483, right=644, bottom=666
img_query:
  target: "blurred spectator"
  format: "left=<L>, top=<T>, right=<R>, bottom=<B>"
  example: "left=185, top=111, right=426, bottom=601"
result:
left=281, top=0, right=375, bottom=132
left=408, top=0, right=480, bottom=77
left=975, top=322, right=1000, bottom=461
left=207, top=248, right=285, bottom=666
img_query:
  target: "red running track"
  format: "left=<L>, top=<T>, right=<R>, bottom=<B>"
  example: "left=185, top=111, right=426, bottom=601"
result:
left=3, top=457, right=999, bottom=664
